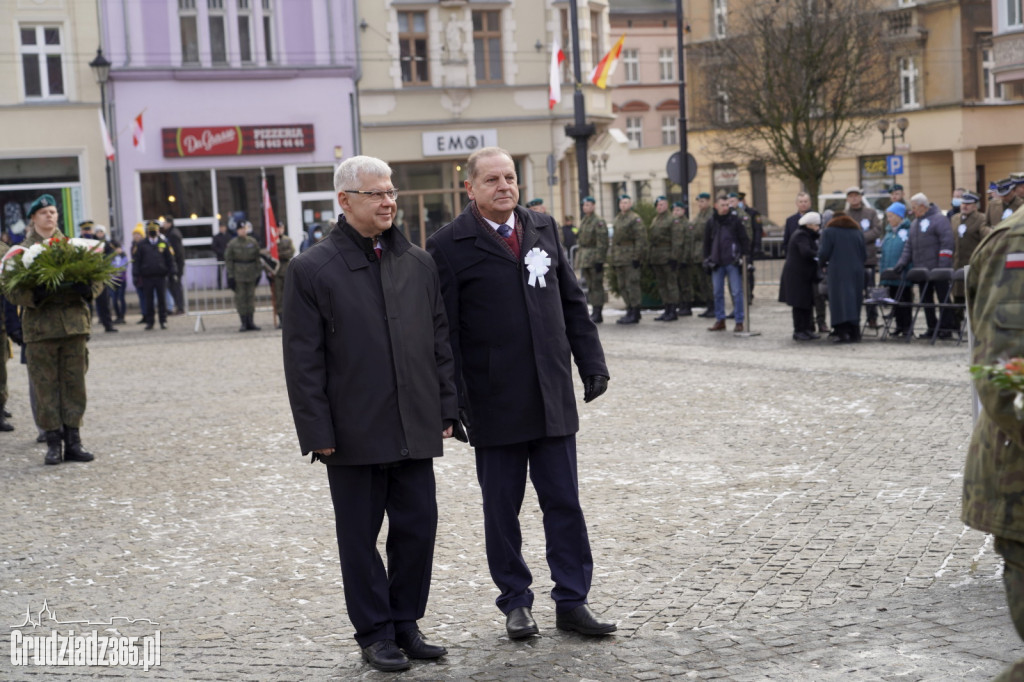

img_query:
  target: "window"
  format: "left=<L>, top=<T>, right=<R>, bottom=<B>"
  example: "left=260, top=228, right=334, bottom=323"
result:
left=1002, top=0, right=1023, bottom=29
left=473, top=10, right=503, bottom=83
left=590, top=10, right=602, bottom=71
left=661, top=115, right=678, bottom=146
left=179, top=0, right=199, bottom=64
left=238, top=0, right=253, bottom=63
left=208, top=0, right=227, bottom=64
left=982, top=47, right=1005, bottom=102
left=659, top=48, right=674, bottom=82
left=623, top=48, right=639, bottom=83
left=262, top=0, right=275, bottom=63
left=19, top=26, right=64, bottom=99
left=714, top=0, right=728, bottom=39
left=898, top=56, right=919, bottom=109
left=399, top=11, right=429, bottom=85
left=716, top=88, right=731, bottom=124
left=626, top=116, right=643, bottom=148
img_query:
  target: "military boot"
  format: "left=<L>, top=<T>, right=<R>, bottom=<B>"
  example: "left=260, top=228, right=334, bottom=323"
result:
left=677, top=303, right=693, bottom=317
left=0, top=407, right=12, bottom=432
left=44, top=430, right=63, bottom=465
left=239, top=315, right=249, bottom=332
left=655, top=304, right=678, bottom=322
left=590, top=306, right=603, bottom=324
left=63, top=426, right=94, bottom=462
left=617, top=307, right=640, bottom=325
left=246, top=315, right=261, bottom=331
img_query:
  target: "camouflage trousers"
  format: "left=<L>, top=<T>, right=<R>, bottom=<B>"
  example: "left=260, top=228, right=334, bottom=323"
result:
left=996, top=537, right=1024, bottom=681
left=272, top=273, right=287, bottom=320
left=613, top=265, right=642, bottom=308
left=1, top=332, right=8, bottom=408
left=25, top=334, right=88, bottom=431
left=581, top=266, right=606, bottom=307
left=234, top=280, right=257, bottom=316
left=651, top=264, right=679, bottom=306
left=676, top=263, right=705, bottom=305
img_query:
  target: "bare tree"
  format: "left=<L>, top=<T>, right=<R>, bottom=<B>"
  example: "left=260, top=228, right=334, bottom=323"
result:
left=695, top=0, right=898, bottom=205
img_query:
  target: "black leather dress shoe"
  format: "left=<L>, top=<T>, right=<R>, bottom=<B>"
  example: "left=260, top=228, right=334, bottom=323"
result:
left=361, top=639, right=410, bottom=672
left=505, top=606, right=539, bottom=639
left=555, top=605, right=617, bottom=636
left=396, top=629, right=447, bottom=659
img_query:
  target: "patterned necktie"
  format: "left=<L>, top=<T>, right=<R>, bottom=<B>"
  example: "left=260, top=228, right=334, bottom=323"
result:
left=497, top=224, right=512, bottom=238
left=374, top=245, right=382, bottom=261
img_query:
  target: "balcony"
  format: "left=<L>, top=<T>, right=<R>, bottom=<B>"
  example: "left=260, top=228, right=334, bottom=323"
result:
left=993, top=30, right=1024, bottom=85
left=883, top=6, right=928, bottom=44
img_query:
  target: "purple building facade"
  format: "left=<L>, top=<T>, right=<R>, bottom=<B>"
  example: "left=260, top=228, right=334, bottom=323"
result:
left=100, top=0, right=358, bottom=264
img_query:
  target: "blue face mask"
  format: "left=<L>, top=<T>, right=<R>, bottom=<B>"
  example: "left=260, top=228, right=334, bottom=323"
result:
left=951, top=198, right=963, bottom=208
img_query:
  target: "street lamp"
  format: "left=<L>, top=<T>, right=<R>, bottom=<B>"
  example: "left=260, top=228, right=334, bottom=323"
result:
left=589, top=152, right=608, bottom=215
left=877, top=116, right=909, bottom=187
left=89, top=47, right=114, bottom=229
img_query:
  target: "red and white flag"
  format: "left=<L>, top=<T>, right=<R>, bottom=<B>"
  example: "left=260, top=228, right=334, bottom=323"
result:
left=549, top=40, right=566, bottom=110
left=132, top=113, right=145, bottom=152
left=262, top=174, right=279, bottom=259
left=98, top=110, right=115, bottom=161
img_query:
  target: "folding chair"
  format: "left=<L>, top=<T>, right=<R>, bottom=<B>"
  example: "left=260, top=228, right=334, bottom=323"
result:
left=924, top=268, right=955, bottom=345
left=903, top=268, right=932, bottom=342
left=873, top=269, right=907, bottom=340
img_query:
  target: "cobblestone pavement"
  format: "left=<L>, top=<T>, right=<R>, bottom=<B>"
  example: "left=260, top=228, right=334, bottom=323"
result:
left=0, top=293, right=1018, bottom=680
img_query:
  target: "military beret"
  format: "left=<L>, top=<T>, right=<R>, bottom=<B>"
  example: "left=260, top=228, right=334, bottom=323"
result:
left=996, top=178, right=1014, bottom=197
left=889, top=183, right=904, bottom=192
left=526, top=198, right=543, bottom=207
left=696, top=192, right=711, bottom=200
left=727, top=192, right=739, bottom=199
left=655, top=195, right=667, bottom=203
left=961, top=191, right=980, bottom=204
left=145, top=219, right=161, bottom=231
left=619, top=194, right=631, bottom=200
left=672, top=201, right=684, bottom=209
left=28, top=193, right=57, bottom=218
left=1012, top=172, right=1024, bottom=185
left=581, top=196, right=595, bottom=204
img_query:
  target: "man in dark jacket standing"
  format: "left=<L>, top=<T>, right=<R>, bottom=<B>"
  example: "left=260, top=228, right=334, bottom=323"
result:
left=704, top=195, right=750, bottom=332
left=282, top=155, right=458, bottom=673
left=427, top=147, right=615, bottom=642
left=161, top=218, right=186, bottom=314
left=895, top=192, right=956, bottom=338
left=133, top=221, right=175, bottom=330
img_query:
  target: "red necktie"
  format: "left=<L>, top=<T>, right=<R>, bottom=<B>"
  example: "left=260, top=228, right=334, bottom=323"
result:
left=374, top=246, right=382, bottom=261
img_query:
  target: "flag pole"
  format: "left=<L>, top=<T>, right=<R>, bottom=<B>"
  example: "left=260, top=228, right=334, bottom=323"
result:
left=260, top=166, right=280, bottom=327
left=565, top=0, right=595, bottom=206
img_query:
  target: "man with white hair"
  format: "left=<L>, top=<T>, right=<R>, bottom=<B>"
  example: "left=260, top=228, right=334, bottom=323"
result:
left=894, top=192, right=955, bottom=339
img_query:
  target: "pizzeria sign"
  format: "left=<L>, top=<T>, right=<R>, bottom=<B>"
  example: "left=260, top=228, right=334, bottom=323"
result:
left=162, top=124, right=315, bottom=158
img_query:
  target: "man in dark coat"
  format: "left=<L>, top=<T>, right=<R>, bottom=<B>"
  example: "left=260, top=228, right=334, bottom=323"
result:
left=133, top=221, right=175, bottom=330
left=282, top=155, right=458, bottom=673
left=426, top=146, right=615, bottom=641
left=161, top=218, right=186, bottom=314
left=704, top=195, right=750, bottom=332
left=211, top=223, right=232, bottom=289
left=779, top=211, right=821, bottom=340
left=895, top=192, right=956, bottom=338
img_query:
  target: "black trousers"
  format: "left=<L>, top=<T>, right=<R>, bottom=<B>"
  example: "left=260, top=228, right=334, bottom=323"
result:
left=917, top=280, right=954, bottom=333
left=791, top=306, right=813, bottom=334
left=95, top=288, right=114, bottom=329
left=140, top=276, right=168, bottom=324
left=326, top=458, right=437, bottom=648
left=475, top=435, right=593, bottom=615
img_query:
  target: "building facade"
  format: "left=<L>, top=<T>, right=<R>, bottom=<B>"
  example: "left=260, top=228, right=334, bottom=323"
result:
left=991, top=0, right=1024, bottom=85
left=355, top=0, right=613, bottom=244
left=100, top=0, right=358, bottom=258
left=1, top=0, right=110, bottom=240
left=598, top=0, right=1024, bottom=231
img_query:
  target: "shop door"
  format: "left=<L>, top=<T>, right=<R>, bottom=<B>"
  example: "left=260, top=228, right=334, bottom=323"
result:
left=300, top=194, right=337, bottom=249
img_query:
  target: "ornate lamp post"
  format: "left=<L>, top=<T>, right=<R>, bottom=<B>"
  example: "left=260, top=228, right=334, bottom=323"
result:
left=876, top=116, right=909, bottom=187
left=89, top=47, right=114, bottom=228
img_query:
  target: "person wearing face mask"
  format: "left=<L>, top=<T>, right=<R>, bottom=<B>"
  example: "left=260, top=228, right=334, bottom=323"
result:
left=133, top=220, right=175, bottom=330
left=947, top=187, right=966, bottom=220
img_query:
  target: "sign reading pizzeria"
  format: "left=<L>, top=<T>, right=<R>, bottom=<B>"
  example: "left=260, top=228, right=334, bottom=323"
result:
left=162, top=124, right=315, bottom=158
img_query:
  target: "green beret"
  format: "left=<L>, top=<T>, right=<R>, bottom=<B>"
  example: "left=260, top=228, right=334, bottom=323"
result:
left=672, top=201, right=684, bottom=209
left=581, top=196, right=595, bottom=204
left=655, top=195, right=667, bottom=203
left=889, top=183, right=904, bottom=192
left=526, top=198, right=543, bottom=207
left=697, top=192, right=711, bottom=200
left=28, top=193, right=57, bottom=218
left=727, top=192, right=739, bottom=199
left=619, top=194, right=631, bottom=200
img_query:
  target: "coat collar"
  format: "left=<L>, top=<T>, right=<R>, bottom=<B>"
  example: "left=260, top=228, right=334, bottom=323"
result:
left=329, top=216, right=412, bottom=271
left=452, top=203, right=547, bottom=262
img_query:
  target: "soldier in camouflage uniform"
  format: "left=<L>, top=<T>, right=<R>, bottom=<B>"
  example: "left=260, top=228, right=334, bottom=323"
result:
left=671, top=201, right=696, bottom=317
left=963, top=203, right=1024, bottom=681
left=648, top=196, right=680, bottom=322
left=272, top=224, right=296, bottom=327
left=991, top=177, right=1024, bottom=226
left=225, top=221, right=264, bottom=332
left=690, top=193, right=716, bottom=316
left=611, top=195, right=647, bottom=325
left=576, top=196, right=608, bottom=323
left=6, top=194, right=100, bottom=464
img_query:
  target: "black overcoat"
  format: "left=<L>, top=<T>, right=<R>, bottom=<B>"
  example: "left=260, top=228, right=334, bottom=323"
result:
left=426, top=203, right=608, bottom=448
left=282, top=219, right=458, bottom=465
left=818, top=217, right=867, bottom=326
left=778, top=226, right=820, bottom=309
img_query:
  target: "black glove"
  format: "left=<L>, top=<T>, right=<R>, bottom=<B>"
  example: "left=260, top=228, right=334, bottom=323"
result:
left=451, top=419, right=469, bottom=443
left=583, top=375, right=608, bottom=403
left=458, top=407, right=472, bottom=442
left=631, top=260, right=641, bottom=269
left=668, top=259, right=678, bottom=271
left=227, top=277, right=236, bottom=291
left=702, top=258, right=714, bottom=274
left=594, top=263, right=603, bottom=273
left=72, top=282, right=93, bottom=302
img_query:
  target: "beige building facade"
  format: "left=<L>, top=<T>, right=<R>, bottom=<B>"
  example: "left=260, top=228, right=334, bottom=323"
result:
left=0, top=0, right=110, bottom=239
left=356, top=0, right=614, bottom=244
left=597, top=0, right=1024, bottom=231
left=992, top=0, right=1024, bottom=84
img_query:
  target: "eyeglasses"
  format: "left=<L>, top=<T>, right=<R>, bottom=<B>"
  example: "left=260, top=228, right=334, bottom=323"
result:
left=343, top=188, right=399, bottom=202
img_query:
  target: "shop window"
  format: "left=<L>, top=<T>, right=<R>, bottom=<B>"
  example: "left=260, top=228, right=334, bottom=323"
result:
left=140, top=170, right=214, bottom=221
left=297, top=167, right=335, bottom=193
left=262, top=0, right=275, bottom=63
left=473, top=10, right=503, bottom=84
left=399, top=11, right=429, bottom=85
left=20, top=25, right=65, bottom=99
left=238, top=0, right=253, bottom=63
left=209, top=0, right=228, bottom=64
left=179, top=0, right=199, bottom=64
left=0, top=157, right=79, bottom=184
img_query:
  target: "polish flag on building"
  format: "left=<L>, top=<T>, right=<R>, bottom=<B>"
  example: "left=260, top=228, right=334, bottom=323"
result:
left=549, top=40, right=566, bottom=110
left=262, top=174, right=279, bottom=259
left=98, top=110, right=115, bottom=161
left=590, top=34, right=626, bottom=89
left=132, top=113, right=145, bottom=152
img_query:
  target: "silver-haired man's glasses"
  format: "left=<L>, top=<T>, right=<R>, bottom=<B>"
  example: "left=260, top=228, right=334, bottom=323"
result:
left=344, top=189, right=399, bottom=202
